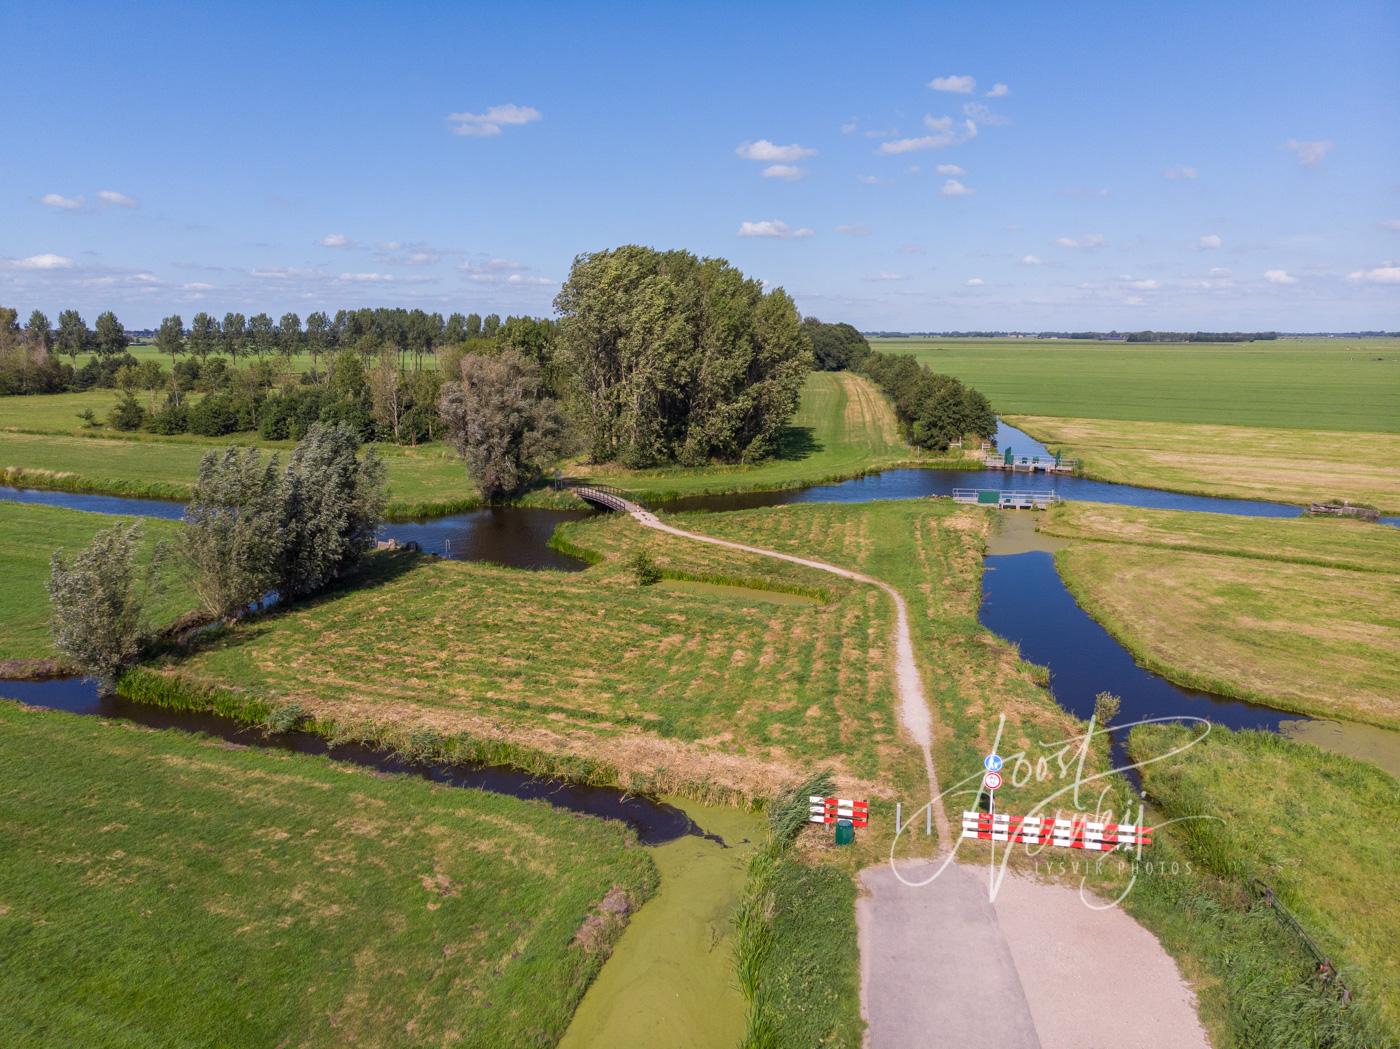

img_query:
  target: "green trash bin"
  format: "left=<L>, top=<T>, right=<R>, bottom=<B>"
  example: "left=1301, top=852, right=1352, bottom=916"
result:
left=834, top=818, right=855, bottom=846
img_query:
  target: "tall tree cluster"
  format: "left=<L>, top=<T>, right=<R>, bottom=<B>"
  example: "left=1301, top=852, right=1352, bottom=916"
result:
left=179, top=424, right=386, bottom=622
left=554, top=246, right=811, bottom=467
left=861, top=351, right=996, bottom=450
left=802, top=318, right=871, bottom=371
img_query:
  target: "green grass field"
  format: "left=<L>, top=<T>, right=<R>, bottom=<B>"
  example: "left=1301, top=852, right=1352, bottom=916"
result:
left=1044, top=502, right=1400, bottom=728
left=874, top=337, right=1400, bottom=432
left=0, top=701, right=656, bottom=1049
left=0, top=503, right=191, bottom=664
left=1132, top=724, right=1400, bottom=1040
left=572, top=370, right=951, bottom=501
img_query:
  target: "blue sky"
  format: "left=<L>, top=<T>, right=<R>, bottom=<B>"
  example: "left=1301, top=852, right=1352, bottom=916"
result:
left=3, top=0, right=1397, bottom=330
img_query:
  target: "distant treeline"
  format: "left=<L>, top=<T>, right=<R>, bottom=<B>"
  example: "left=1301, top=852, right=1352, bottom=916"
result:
left=864, top=330, right=1283, bottom=342
left=860, top=351, right=995, bottom=451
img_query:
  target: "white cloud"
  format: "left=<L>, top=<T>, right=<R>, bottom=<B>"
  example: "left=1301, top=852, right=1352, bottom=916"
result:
left=929, top=74, right=975, bottom=93
left=1284, top=138, right=1333, bottom=167
left=1054, top=234, right=1107, bottom=249
left=864, top=271, right=904, bottom=282
left=506, top=273, right=555, bottom=285
left=835, top=224, right=872, bottom=236
left=1264, top=269, right=1298, bottom=285
left=1197, top=233, right=1223, bottom=250
left=940, top=179, right=973, bottom=197
left=840, top=118, right=858, bottom=134
left=378, top=240, right=403, bottom=251
left=898, top=243, right=925, bottom=255
left=1058, top=186, right=1111, bottom=199
left=1020, top=254, right=1042, bottom=266
left=1122, top=277, right=1160, bottom=290
left=986, top=83, right=1009, bottom=97
left=402, top=251, right=441, bottom=266
left=319, top=233, right=355, bottom=248
left=735, top=139, right=816, bottom=163
left=97, top=189, right=137, bottom=207
left=1165, top=165, right=1197, bottom=180
left=182, top=282, right=214, bottom=291
left=41, top=193, right=84, bottom=210
left=7, top=253, right=75, bottom=269
left=736, top=220, right=815, bottom=239
left=1347, top=265, right=1400, bottom=284
left=962, top=102, right=1009, bottom=126
left=762, top=164, right=806, bottom=180
left=1380, top=219, right=1400, bottom=232
left=338, top=272, right=395, bottom=283
left=936, top=164, right=964, bottom=176
left=1209, top=267, right=1232, bottom=278
left=448, top=103, right=541, bottom=137
left=857, top=174, right=883, bottom=185
left=965, top=277, right=985, bottom=286
left=875, top=112, right=978, bottom=155
left=907, top=165, right=921, bottom=174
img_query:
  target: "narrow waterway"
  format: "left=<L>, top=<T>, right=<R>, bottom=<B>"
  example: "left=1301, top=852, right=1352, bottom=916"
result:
left=0, top=675, right=705, bottom=845
left=978, top=514, right=1400, bottom=779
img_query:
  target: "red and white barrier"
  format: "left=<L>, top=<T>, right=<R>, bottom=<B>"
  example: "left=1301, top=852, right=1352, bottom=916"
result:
left=810, top=796, right=869, bottom=828
left=961, top=811, right=1151, bottom=850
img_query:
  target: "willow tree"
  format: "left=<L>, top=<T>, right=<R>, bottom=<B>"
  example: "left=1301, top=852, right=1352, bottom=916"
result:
left=554, top=245, right=811, bottom=467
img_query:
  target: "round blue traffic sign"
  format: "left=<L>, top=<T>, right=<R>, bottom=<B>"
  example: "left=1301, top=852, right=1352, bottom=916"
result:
left=983, top=754, right=1003, bottom=773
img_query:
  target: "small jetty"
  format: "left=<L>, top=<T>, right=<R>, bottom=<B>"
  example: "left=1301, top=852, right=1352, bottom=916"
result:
left=982, top=449, right=1079, bottom=474
left=1306, top=501, right=1381, bottom=522
left=953, top=488, right=1059, bottom=510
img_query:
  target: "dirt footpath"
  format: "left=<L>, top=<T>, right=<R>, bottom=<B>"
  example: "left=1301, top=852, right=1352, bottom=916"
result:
left=860, top=860, right=1211, bottom=1049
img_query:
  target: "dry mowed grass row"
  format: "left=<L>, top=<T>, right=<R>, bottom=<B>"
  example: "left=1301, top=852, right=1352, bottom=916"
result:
left=161, top=500, right=1085, bottom=815
left=1011, top=415, right=1400, bottom=512
left=0, top=703, right=656, bottom=1049
left=1046, top=503, right=1400, bottom=729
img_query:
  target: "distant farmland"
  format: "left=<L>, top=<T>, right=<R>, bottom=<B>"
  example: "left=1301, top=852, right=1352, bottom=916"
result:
left=872, top=337, right=1400, bottom=432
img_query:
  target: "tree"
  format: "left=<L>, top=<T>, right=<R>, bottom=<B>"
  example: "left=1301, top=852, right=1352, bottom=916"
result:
left=443, top=312, right=467, bottom=344
left=482, top=313, right=501, bottom=338
left=180, top=447, right=286, bottom=622
left=465, top=312, right=482, bottom=338
left=188, top=312, right=219, bottom=361
left=56, top=309, right=89, bottom=367
left=48, top=522, right=161, bottom=683
left=278, top=312, right=302, bottom=361
left=304, top=311, right=329, bottom=378
left=368, top=351, right=406, bottom=440
left=555, top=245, right=810, bottom=466
left=94, top=311, right=129, bottom=359
left=276, top=424, right=386, bottom=599
left=802, top=317, right=870, bottom=371
left=438, top=351, right=565, bottom=501
left=222, top=312, right=247, bottom=361
left=248, top=313, right=276, bottom=359
left=155, top=314, right=185, bottom=374
left=26, top=310, right=53, bottom=360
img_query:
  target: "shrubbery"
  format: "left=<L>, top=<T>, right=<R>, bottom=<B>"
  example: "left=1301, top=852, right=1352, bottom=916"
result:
left=860, top=351, right=996, bottom=451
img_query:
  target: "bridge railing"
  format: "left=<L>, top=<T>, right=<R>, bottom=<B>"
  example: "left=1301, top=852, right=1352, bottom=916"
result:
left=553, top=477, right=644, bottom=512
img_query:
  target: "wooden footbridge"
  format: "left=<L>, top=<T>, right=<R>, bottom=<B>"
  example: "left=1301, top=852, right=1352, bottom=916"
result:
left=556, top=479, right=637, bottom=513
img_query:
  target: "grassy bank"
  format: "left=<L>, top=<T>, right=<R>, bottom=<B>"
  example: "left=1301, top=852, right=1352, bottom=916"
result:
left=571, top=370, right=964, bottom=503
left=1129, top=724, right=1399, bottom=1043
left=0, top=701, right=657, bottom=1049
left=0, top=503, right=190, bottom=663
left=1042, top=503, right=1400, bottom=729
left=1010, top=415, right=1400, bottom=512
left=875, top=336, right=1400, bottom=432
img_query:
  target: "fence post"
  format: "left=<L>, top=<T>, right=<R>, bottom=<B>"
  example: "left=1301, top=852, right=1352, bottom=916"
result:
left=896, top=801, right=902, bottom=834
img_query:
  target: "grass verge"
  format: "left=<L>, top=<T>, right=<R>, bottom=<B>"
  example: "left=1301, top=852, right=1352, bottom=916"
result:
left=0, top=700, right=657, bottom=1049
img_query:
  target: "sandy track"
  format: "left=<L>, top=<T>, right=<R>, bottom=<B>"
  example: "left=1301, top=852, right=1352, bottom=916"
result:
left=613, top=497, right=1210, bottom=1049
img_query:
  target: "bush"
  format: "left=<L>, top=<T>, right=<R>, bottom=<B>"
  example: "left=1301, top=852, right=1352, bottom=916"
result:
left=186, top=392, right=243, bottom=436
left=145, top=396, right=190, bottom=435
left=628, top=549, right=661, bottom=586
left=108, top=391, right=146, bottom=431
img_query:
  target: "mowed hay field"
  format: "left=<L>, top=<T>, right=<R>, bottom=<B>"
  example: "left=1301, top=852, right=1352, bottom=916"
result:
left=0, top=702, right=656, bottom=1049
left=0, top=503, right=189, bottom=663
left=1009, top=416, right=1400, bottom=512
left=1043, top=502, right=1400, bottom=728
left=0, top=427, right=475, bottom=518
left=577, top=370, right=939, bottom=502
left=149, top=500, right=1080, bottom=815
left=1133, top=724, right=1400, bottom=1039
left=874, top=337, right=1400, bottom=432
